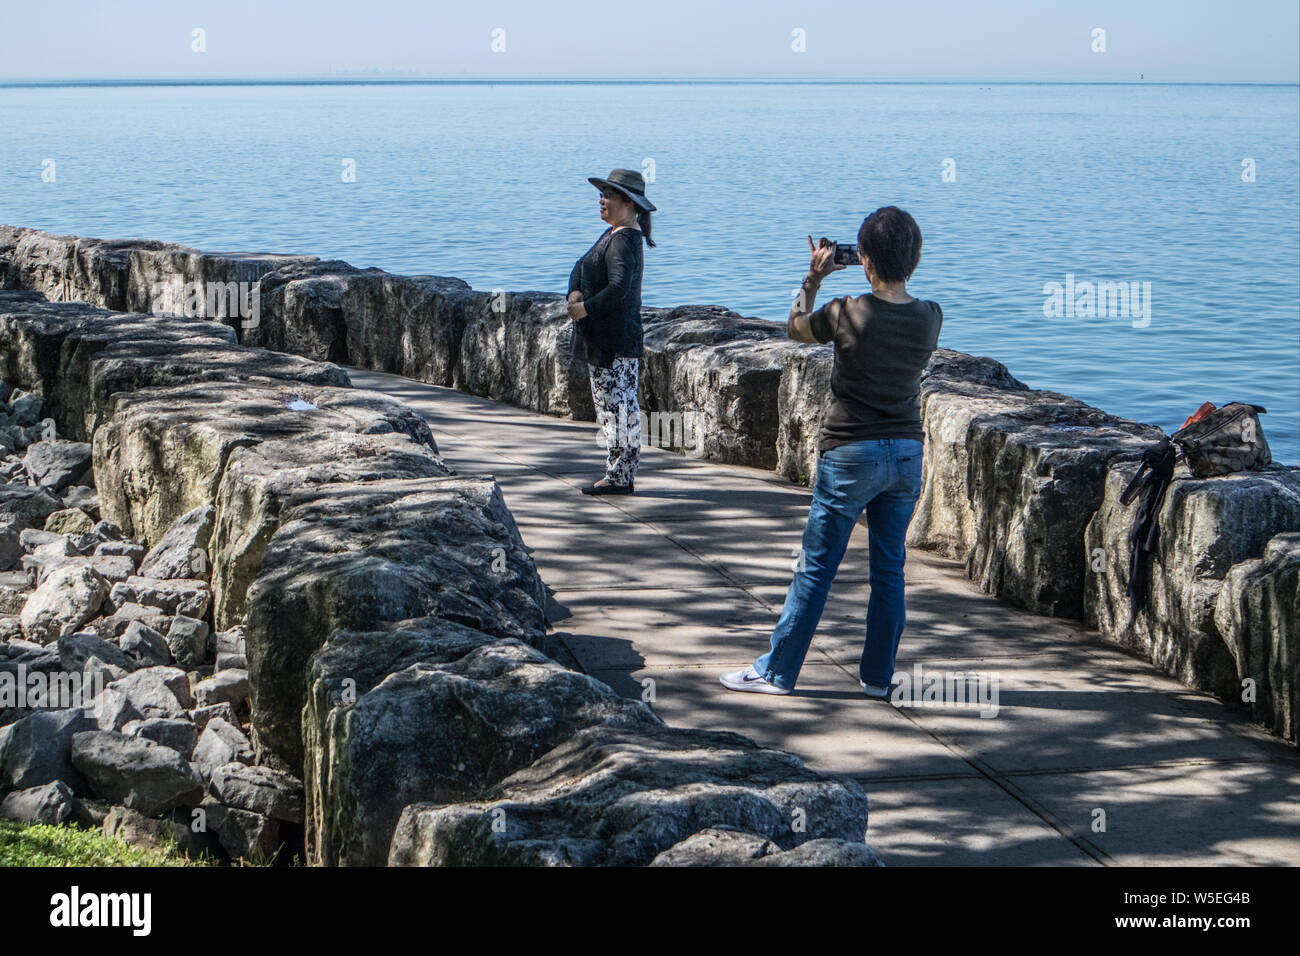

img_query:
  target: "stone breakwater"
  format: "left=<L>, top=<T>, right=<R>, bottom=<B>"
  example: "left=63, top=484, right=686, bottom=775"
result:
left=0, top=256, right=878, bottom=866
left=0, top=224, right=1296, bottom=750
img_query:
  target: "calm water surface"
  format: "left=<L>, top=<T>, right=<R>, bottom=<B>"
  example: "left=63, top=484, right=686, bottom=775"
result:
left=2, top=82, right=1296, bottom=461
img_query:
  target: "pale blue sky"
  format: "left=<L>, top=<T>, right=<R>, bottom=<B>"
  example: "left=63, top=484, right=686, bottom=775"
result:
left=1, top=0, right=1296, bottom=82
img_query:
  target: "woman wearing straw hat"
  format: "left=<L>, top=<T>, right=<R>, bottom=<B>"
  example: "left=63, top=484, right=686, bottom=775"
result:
left=567, top=168, right=656, bottom=496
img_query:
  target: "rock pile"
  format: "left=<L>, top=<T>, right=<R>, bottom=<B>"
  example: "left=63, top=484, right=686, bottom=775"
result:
left=0, top=395, right=301, bottom=860
left=0, top=286, right=880, bottom=866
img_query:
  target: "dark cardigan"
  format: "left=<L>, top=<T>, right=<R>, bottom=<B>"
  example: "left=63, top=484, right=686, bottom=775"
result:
left=568, top=226, right=644, bottom=367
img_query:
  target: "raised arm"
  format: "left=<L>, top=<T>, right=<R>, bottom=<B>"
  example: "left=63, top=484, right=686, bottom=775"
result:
left=788, top=236, right=844, bottom=343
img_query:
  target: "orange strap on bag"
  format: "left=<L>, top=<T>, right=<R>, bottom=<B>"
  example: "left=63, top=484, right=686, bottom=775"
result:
left=1178, top=401, right=1216, bottom=432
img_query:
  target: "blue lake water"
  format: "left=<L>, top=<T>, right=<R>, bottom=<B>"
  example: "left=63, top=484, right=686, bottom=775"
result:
left=1, top=81, right=1297, bottom=463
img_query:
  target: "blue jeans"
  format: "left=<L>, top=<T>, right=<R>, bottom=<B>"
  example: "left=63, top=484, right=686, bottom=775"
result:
left=754, top=438, right=924, bottom=691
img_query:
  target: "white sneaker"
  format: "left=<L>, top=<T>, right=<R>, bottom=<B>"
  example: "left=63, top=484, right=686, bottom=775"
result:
left=720, top=666, right=790, bottom=695
left=861, top=680, right=892, bottom=699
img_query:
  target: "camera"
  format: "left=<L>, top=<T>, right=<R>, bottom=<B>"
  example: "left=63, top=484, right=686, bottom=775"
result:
left=833, top=242, right=860, bottom=266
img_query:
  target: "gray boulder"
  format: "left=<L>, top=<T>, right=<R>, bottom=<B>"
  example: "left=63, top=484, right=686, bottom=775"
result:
left=0, top=485, right=62, bottom=532
left=650, top=827, right=885, bottom=867
left=304, top=619, right=660, bottom=866
left=166, top=615, right=209, bottom=669
left=136, top=505, right=215, bottom=581
left=192, top=716, right=254, bottom=779
left=0, top=524, right=22, bottom=573
left=0, top=707, right=96, bottom=791
left=0, top=779, right=79, bottom=825
left=10, top=393, right=43, bottom=427
left=19, top=563, right=109, bottom=643
left=87, top=602, right=173, bottom=641
left=199, top=797, right=280, bottom=861
left=190, top=702, right=237, bottom=732
left=192, top=669, right=248, bottom=709
left=24, top=440, right=93, bottom=493
left=388, top=724, right=869, bottom=867
left=118, top=621, right=171, bottom=666
left=121, top=717, right=198, bottom=759
left=1215, top=532, right=1300, bottom=741
left=102, top=804, right=216, bottom=859
left=105, top=666, right=192, bottom=721
left=89, top=687, right=142, bottom=732
left=56, top=631, right=139, bottom=675
left=210, top=762, right=303, bottom=824
left=109, top=576, right=210, bottom=618
left=70, top=730, right=204, bottom=816
left=245, top=476, right=545, bottom=771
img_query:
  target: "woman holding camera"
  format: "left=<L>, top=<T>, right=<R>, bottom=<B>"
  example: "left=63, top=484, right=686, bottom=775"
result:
left=721, top=206, right=943, bottom=699
left=566, top=168, right=656, bottom=496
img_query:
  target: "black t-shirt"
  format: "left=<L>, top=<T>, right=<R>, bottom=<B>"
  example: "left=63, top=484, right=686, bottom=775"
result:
left=807, top=292, right=944, bottom=452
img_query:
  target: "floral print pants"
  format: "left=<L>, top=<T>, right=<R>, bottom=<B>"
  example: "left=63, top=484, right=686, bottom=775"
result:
left=589, top=358, right=641, bottom=487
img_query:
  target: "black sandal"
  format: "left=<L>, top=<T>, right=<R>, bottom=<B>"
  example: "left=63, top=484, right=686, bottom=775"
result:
left=581, top=480, right=635, bottom=496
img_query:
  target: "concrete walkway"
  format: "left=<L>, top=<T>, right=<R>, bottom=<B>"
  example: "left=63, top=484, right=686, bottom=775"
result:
left=351, top=368, right=1300, bottom=866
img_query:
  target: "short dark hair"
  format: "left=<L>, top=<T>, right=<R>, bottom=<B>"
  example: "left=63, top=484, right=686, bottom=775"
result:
left=857, top=206, right=922, bottom=282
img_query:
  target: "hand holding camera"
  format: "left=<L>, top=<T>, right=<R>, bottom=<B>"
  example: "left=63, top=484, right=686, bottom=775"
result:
left=807, top=235, right=854, bottom=281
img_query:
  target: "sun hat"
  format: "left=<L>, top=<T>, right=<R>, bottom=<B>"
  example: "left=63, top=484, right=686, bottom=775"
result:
left=588, top=168, right=656, bottom=212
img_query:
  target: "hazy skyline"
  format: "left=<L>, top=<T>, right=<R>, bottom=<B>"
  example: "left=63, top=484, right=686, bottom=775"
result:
left=1, top=0, right=1297, bottom=83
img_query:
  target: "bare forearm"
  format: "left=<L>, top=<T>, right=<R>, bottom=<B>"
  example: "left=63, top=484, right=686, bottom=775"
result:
left=788, top=271, right=821, bottom=342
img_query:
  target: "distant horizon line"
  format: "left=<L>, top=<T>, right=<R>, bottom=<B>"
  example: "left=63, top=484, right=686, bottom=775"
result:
left=1, top=77, right=1297, bottom=89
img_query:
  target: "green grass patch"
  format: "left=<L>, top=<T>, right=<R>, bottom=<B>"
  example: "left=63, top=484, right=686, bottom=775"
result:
left=0, top=819, right=215, bottom=867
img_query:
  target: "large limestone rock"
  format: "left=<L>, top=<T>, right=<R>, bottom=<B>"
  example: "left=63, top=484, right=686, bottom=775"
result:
left=775, top=343, right=833, bottom=487
left=1, top=228, right=316, bottom=323
left=209, top=431, right=450, bottom=628
left=93, top=381, right=438, bottom=545
left=304, top=618, right=661, bottom=866
left=246, top=260, right=370, bottom=362
left=906, top=349, right=1032, bottom=560
left=245, top=475, right=546, bottom=771
left=0, top=291, right=348, bottom=443
left=1214, top=533, right=1300, bottom=741
left=640, top=306, right=794, bottom=468
left=388, top=724, right=869, bottom=867
left=650, top=827, right=885, bottom=866
left=455, top=289, right=594, bottom=418
left=1085, top=462, right=1300, bottom=706
left=342, top=273, right=473, bottom=389
left=960, top=398, right=1165, bottom=618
